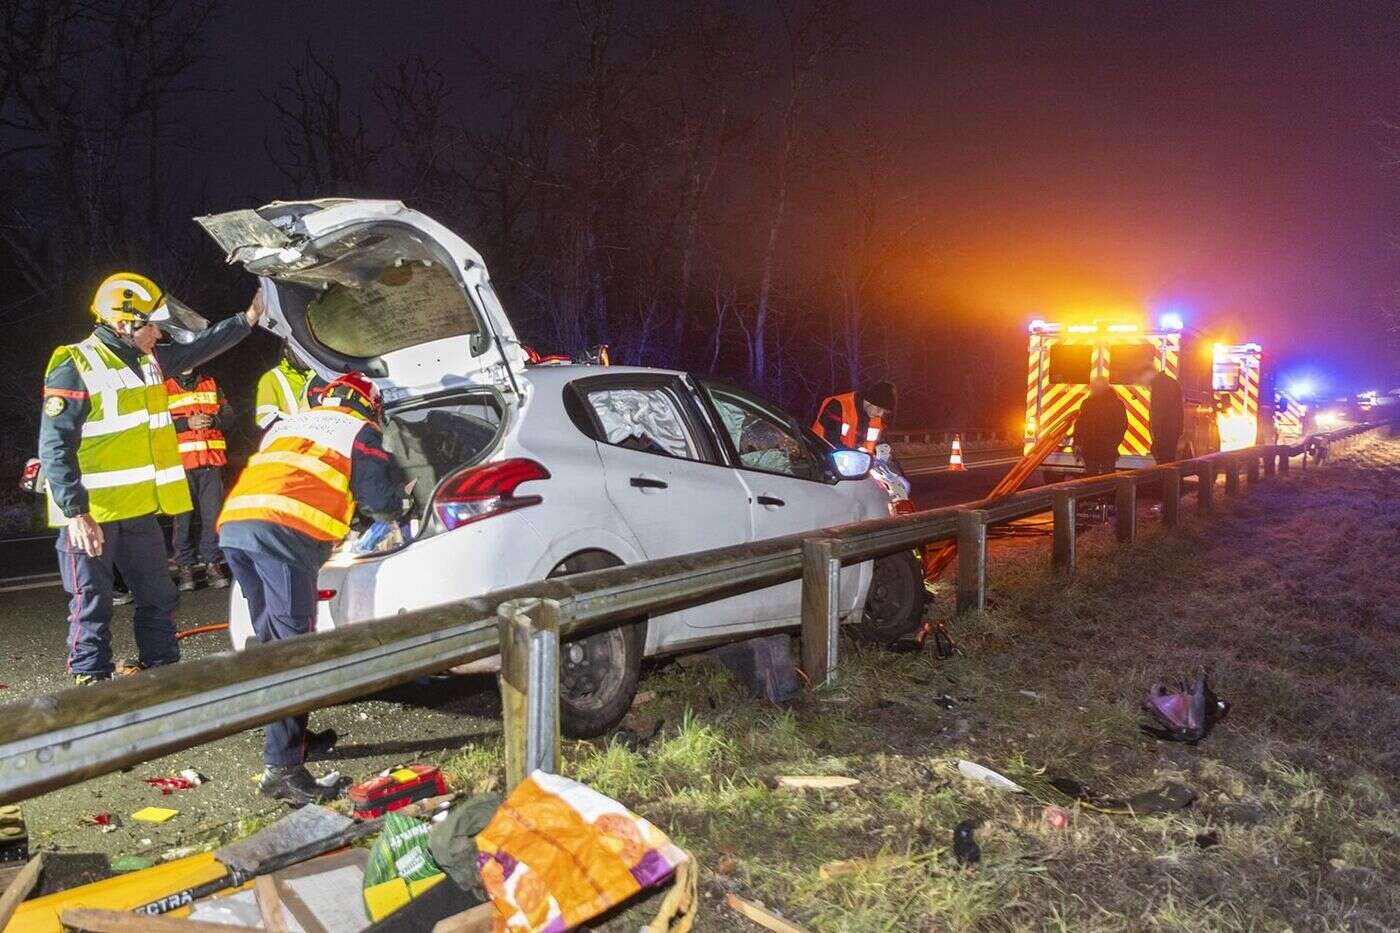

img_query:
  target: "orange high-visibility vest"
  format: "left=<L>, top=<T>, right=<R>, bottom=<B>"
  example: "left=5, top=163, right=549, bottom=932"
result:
left=164, top=375, right=227, bottom=470
left=217, top=406, right=369, bottom=542
left=812, top=392, right=886, bottom=454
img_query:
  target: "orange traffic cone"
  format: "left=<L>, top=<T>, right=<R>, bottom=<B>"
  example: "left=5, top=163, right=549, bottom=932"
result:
left=948, top=433, right=967, bottom=471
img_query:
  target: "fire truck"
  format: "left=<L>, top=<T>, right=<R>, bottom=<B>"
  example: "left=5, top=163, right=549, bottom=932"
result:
left=1023, top=319, right=1262, bottom=476
left=1210, top=342, right=1263, bottom=451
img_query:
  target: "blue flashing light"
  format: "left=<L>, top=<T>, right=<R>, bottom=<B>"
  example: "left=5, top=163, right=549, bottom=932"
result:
left=1159, top=311, right=1184, bottom=331
left=1287, top=379, right=1316, bottom=400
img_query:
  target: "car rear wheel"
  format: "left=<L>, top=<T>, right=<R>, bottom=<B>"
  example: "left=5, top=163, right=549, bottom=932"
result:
left=850, top=552, right=926, bottom=643
left=547, top=550, right=645, bottom=738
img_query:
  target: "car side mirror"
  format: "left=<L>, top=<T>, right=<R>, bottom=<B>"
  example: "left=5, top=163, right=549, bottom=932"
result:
left=830, top=448, right=872, bottom=480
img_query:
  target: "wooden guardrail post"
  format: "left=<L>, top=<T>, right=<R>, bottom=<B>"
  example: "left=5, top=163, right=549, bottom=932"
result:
left=956, top=509, right=988, bottom=615
left=1278, top=449, right=1290, bottom=475
left=1114, top=476, right=1136, bottom=544
left=1245, top=452, right=1260, bottom=485
left=1263, top=448, right=1276, bottom=478
left=1199, top=462, right=1215, bottom=511
left=497, top=597, right=562, bottom=791
left=1224, top=457, right=1239, bottom=496
left=1161, top=469, right=1180, bottom=529
left=1051, top=489, right=1075, bottom=574
left=800, top=538, right=841, bottom=688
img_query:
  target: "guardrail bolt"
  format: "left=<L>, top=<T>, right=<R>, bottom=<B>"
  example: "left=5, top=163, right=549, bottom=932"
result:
left=800, top=538, right=842, bottom=688
left=1115, top=476, right=1137, bottom=544
left=1051, top=489, right=1076, bottom=574
left=956, top=509, right=988, bottom=615
left=1161, top=469, right=1181, bottom=529
left=497, top=597, right=562, bottom=791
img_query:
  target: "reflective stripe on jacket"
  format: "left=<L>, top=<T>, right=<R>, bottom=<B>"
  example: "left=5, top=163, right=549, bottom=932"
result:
left=255, top=360, right=313, bottom=429
left=165, top=374, right=228, bottom=469
left=812, top=392, right=885, bottom=454
left=44, top=336, right=191, bottom=526
left=219, top=406, right=368, bottom=542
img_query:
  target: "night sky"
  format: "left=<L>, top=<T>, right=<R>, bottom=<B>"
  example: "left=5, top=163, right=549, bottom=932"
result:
left=171, top=1, right=1400, bottom=392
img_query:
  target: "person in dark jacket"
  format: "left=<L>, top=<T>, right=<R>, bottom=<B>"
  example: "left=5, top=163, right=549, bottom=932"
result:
left=1074, top=378, right=1128, bottom=475
left=1140, top=364, right=1184, bottom=463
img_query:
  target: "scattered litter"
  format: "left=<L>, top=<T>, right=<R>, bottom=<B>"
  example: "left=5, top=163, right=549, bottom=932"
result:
left=817, top=856, right=899, bottom=879
left=776, top=775, right=859, bottom=790
left=1042, top=805, right=1070, bottom=830
left=350, top=764, right=447, bottom=820
left=427, top=793, right=502, bottom=902
left=478, top=771, right=696, bottom=932
left=952, top=820, right=980, bottom=865
left=933, top=694, right=957, bottom=709
left=631, top=689, right=656, bottom=707
left=1018, top=689, right=1041, bottom=700
left=1142, top=671, right=1230, bottom=743
left=110, top=855, right=154, bottom=872
left=143, top=775, right=197, bottom=794
left=82, top=813, right=119, bottom=833
left=178, top=768, right=207, bottom=786
left=130, top=806, right=178, bottom=823
left=1048, top=777, right=1195, bottom=814
left=317, top=770, right=342, bottom=788
left=725, top=892, right=811, bottom=932
left=957, top=760, right=1026, bottom=793
left=1195, top=830, right=1220, bottom=849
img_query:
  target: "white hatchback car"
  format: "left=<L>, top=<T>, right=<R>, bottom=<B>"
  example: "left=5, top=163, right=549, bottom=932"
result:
left=200, top=199, right=924, bottom=736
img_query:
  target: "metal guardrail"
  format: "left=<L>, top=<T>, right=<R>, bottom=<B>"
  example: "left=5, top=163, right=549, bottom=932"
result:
left=0, top=421, right=1390, bottom=803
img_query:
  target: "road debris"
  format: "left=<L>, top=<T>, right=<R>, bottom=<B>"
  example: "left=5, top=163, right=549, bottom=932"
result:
left=725, top=892, right=811, bottom=933
left=1042, top=805, right=1070, bottom=830
left=82, top=813, right=119, bottom=833
left=956, top=759, right=1026, bottom=792
left=142, top=776, right=197, bottom=795
left=130, top=807, right=178, bottom=824
left=1048, top=778, right=1195, bottom=814
left=1195, top=830, right=1220, bottom=849
left=776, top=775, right=860, bottom=790
left=709, top=634, right=801, bottom=704
left=1142, top=671, right=1230, bottom=742
left=0, top=852, right=42, bottom=929
left=350, top=764, right=448, bottom=820
left=952, top=820, right=980, bottom=865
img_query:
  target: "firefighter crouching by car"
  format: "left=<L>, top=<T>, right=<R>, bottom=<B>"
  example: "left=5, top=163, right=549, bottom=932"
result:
left=255, top=342, right=320, bottom=430
left=812, top=381, right=897, bottom=454
left=217, top=372, right=409, bottom=805
left=165, top=369, right=233, bottom=591
left=40, top=273, right=263, bottom=685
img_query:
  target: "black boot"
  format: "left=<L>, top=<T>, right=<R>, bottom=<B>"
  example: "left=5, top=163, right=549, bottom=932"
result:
left=304, top=728, right=338, bottom=760
left=259, top=765, right=340, bottom=806
left=205, top=561, right=230, bottom=589
left=176, top=565, right=197, bottom=592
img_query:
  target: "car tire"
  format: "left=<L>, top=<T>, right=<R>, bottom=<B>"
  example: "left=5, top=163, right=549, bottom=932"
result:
left=547, top=550, right=645, bottom=738
left=850, top=552, right=926, bottom=643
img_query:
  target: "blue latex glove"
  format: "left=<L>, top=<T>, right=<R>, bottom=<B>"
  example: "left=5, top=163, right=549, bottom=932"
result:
left=351, top=520, right=409, bottom=556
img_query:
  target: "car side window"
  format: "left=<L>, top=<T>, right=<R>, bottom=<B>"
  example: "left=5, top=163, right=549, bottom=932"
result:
left=583, top=387, right=702, bottom=461
left=704, top=386, right=823, bottom=481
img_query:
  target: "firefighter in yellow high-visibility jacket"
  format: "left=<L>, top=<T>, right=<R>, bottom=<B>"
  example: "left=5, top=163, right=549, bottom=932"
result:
left=255, top=343, right=320, bottom=430
left=39, top=273, right=264, bottom=685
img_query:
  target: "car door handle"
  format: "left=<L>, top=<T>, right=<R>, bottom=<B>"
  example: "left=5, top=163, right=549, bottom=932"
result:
left=756, top=495, right=785, bottom=507
left=630, top=476, right=669, bottom=490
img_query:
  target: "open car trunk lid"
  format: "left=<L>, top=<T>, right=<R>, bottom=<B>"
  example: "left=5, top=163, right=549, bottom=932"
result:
left=196, top=199, right=528, bottom=404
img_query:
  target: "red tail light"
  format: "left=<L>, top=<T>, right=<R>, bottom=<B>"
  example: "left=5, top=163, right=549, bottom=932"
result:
left=432, top=458, right=550, bottom=531
left=317, top=589, right=337, bottom=601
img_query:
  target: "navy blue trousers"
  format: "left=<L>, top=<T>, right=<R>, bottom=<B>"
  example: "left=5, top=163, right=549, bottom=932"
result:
left=58, top=514, right=179, bottom=677
left=223, top=546, right=318, bottom=767
left=172, top=467, right=224, bottom=566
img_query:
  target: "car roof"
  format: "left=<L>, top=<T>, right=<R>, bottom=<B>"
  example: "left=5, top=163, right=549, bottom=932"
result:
left=522, top=363, right=687, bottom=386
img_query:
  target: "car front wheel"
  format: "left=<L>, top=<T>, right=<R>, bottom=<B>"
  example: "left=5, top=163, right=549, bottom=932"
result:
left=850, top=552, right=926, bottom=643
left=547, top=551, right=645, bottom=738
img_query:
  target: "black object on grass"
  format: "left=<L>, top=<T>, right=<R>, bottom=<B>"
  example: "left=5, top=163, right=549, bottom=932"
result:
left=952, top=819, right=980, bottom=865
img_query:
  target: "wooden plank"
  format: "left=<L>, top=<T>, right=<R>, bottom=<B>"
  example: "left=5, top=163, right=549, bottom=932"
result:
left=725, top=893, right=812, bottom=933
left=955, top=510, right=987, bottom=615
left=1114, top=477, right=1136, bottom=544
left=59, top=906, right=246, bottom=932
left=1161, top=469, right=1180, bottom=529
left=254, top=873, right=289, bottom=933
left=0, top=852, right=42, bottom=929
left=432, top=902, right=496, bottom=933
left=1051, top=489, right=1075, bottom=573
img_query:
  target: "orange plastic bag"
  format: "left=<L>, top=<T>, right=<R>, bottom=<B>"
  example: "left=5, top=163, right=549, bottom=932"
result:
left=475, top=771, right=695, bottom=932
